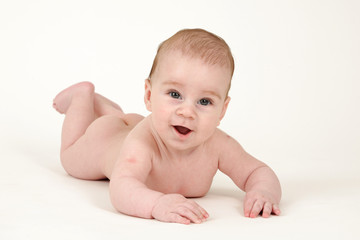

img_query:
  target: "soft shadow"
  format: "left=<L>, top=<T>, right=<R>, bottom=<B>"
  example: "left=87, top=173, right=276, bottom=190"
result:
left=15, top=136, right=66, bottom=176
left=206, top=186, right=245, bottom=215
left=86, top=179, right=116, bottom=213
left=279, top=175, right=360, bottom=212
left=16, top=138, right=116, bottom=213
left=208, top=186, right=245, bottom=200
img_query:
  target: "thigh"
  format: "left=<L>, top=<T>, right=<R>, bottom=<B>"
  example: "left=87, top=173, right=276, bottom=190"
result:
left=60, top=115, right=133, bottom=180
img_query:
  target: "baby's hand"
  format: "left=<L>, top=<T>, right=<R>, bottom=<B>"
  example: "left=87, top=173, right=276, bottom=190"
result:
left=151, top=194, right=209, bottom=224
left=244, top=189, right=281, bottom=218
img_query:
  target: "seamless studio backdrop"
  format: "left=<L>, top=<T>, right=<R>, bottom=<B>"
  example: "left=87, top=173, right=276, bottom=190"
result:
left=1, top=0, right=359, bottom=239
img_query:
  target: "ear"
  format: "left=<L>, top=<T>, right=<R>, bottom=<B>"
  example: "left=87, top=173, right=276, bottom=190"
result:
left=218, top=96, right=231, bottom=125
left=144, top=79, right=152, bottom=112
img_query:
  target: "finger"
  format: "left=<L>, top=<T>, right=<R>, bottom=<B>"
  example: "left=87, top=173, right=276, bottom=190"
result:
left=169, top=213, right=191, bottom=225
left=182, top=203, right=203, bottom=222
left=261, top=202, right=273, bottom=218
left=195, top=203, right=209, bottom=219
left=177, top=207, right=202, bottom=224
left=250, top=200, right=264, bottom=218
left=272, top=204, right=281, bottom=216
left=201, top=208, right=209, bottom=219
left=244, top=197, right=256, bottom=217
left=185, top=201, right=209, bottom=220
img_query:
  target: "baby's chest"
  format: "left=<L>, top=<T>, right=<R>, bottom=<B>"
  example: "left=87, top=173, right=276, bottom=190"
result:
left=146, top=158, right=218, bottom=197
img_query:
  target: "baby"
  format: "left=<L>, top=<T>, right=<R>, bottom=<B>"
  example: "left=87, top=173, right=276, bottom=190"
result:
left=53, top=29, right=281, bottom=224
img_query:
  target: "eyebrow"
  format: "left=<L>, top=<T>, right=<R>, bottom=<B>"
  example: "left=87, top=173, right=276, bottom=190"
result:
left=162, top=80, right=222, bottom=100
left=162, top=80, right=184, bottom=87
left=202, top=90, right=221, bottom=100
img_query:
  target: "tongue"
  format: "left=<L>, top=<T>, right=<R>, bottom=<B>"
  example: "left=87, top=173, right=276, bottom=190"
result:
left=175, top=126, right=191, bottom=135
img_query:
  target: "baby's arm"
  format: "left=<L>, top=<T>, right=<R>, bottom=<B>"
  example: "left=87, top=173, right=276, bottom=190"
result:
left=109, top=141, right=208, bottom=224
left=218, top=134, right=281, bottom=218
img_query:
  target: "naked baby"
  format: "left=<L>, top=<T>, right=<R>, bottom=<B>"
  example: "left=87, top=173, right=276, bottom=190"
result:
left=53, top=28, right=281, bottom=224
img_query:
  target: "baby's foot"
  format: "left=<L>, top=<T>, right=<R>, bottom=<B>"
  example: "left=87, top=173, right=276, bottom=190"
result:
left=53, top=82, right=94, bottom=114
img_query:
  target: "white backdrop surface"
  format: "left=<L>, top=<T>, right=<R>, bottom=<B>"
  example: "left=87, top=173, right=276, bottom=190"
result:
left=1, top=0, right=359, bottom=239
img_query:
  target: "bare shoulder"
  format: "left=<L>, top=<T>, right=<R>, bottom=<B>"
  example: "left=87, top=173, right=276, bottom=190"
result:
left=120, top=116, right=157, bottom=159
left=111, top=116, right=157, bottom=181
left=215, top=128, right=262, bottom=165
left=211, top=128, right=244, bottom=154
left=215, top=128, right=266, bottom=190
left=202, top=128, right=246, bottom=166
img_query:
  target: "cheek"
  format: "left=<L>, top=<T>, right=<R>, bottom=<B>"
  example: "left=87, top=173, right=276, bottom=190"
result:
left=198, top=113, right=220, bottom=132
left=200, top=106, right=224, bottom=122
left=197, top=121, right=217, bottom=142
left=158, top=101, right=171, bottom=115
left=152, top=101, right=172, bottom=121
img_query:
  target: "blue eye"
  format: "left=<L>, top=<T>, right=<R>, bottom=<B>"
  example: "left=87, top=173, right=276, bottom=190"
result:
left=199, top=98, right=212, bottom=106
left=169, top=91, right=181, bottom=99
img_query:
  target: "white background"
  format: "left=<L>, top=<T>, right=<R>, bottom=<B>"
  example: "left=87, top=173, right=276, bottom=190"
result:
left=1, top=0, right=359, bottom=239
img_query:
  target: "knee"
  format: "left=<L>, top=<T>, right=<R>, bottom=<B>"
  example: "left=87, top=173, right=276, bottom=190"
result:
left=59, top=150, right=83, bottom=179
left=60, top=151, right=104, bottom=180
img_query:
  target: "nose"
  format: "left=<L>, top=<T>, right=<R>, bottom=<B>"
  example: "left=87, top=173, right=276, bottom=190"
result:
left=175, top=102, right=196, bottom=119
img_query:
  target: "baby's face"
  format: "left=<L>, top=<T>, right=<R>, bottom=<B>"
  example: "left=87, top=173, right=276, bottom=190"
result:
left=145, top=51, right=231, bottom=151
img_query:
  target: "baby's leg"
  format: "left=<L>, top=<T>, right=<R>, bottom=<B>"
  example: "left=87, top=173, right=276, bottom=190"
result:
left=53, top=82, right=124, bottom=151
left=53, top=82, right=128, bottom=179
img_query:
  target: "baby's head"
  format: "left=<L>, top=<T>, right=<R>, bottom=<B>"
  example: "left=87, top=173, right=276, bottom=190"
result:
left=148, top=28, right=234, bottom=95
left=145, top=29, right=235, bottom=150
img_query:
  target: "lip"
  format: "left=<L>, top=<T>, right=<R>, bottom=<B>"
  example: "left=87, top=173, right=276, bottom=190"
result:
left=172, top=125, right=193, bottom=139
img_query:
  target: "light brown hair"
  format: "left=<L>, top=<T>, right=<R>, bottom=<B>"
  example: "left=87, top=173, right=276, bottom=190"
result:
left=148, top=29, right=234, bottom=93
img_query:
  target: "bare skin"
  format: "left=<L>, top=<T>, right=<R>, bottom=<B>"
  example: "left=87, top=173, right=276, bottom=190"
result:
left=53, top=53, right=281, bottom=224
left=53, top=82, right=143, bottom=179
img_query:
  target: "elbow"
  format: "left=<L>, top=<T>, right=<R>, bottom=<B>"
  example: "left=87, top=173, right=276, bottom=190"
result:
left=242, top=165, right=269, bottom=191
left=108, top=177, right=154, bottom=219
left=109, top=178, right=134, bottom=215
left=109, top=178, right=125, bottom=214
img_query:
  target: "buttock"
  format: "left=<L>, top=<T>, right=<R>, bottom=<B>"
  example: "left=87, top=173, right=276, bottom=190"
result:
left=87, top=114, right=144, bottom=138
left=122, top=113, right=145, bottom=127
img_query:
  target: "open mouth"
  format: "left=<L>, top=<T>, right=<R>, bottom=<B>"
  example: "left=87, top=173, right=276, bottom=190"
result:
left=173, top=125, right=192, bottom=135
